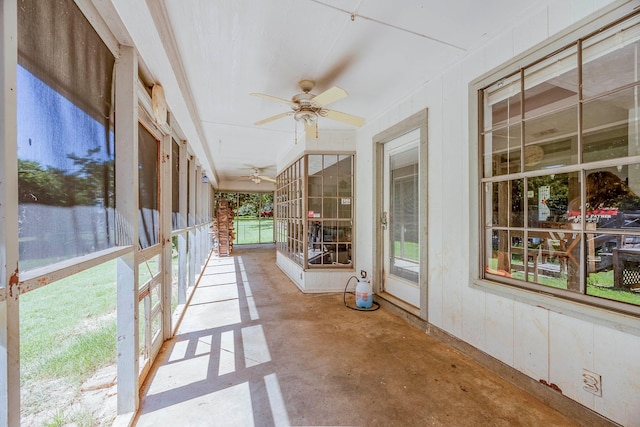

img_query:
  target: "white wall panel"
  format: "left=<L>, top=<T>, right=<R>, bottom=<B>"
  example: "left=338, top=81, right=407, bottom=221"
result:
left=355, top=127, right=375, bottom=278
left=461, top=49, right=487, bottom=88
left=513, top=6, right=548, bottom=57
left=410, top=86, right=428, bottom=119
left=483, top=29, right=515, bottom=74
left=275, top=253, right=304, bottom=292
left=461, top=285, right=486, bottom=349
left=459, top=48, right=486, bottom=350
left=549, top=311, right=595, bottom=408
left=425, top=76, right=444, bottom=328
left=484, top=292, right=515, bottom=366
left=547, top=0, right=613, bottom=37
left=514, top=303, right=549, bottom=381
left=303, top=270, right=354, bottom=293
left=593, top=324, right=640, bottom=425
left=441, top=65, right=464, bottom=336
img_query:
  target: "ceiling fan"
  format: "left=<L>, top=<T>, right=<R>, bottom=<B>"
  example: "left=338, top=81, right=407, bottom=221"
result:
left=251, top=80, right=365, bottom=140
left=239, top=168, right=276, bottom=185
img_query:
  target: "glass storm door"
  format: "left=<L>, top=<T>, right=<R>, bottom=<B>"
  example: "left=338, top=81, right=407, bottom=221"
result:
left=383, top=129, right=420, bottom=307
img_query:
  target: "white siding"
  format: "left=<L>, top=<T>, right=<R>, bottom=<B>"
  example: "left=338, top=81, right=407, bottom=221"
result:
left=593, top=324, right=640, bottom=423
left=549, top=311, right=595, bottom=407
left=514, top=303, right=549, bottom=381
left=425, top=76, right=445, bottom=327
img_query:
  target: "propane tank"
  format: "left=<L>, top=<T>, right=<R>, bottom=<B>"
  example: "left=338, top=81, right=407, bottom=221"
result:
left=355, top=278, right=373, bottom=309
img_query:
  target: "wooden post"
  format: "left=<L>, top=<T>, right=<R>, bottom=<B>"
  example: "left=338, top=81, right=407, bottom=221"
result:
left=188, top=157, right=196, bottom=288
left=0, top=1, right=20, bottom=425
left=178, top=140, right=187, bottom=304
left=115, top=45, right=139, bottom=415
left=161, top=134, right=173, bottom=340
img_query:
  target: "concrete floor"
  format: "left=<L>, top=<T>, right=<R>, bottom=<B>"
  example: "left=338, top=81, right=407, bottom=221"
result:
left=134, top=244, right=590, bottom=426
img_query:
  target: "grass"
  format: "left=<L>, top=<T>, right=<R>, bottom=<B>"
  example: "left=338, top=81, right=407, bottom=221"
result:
left=488, top=256, right=640, bottom=306
left=20, top=260, right=117, bottom=382
left=588, top=285, right=640, bottom=305
left=43, top=408, right=93, bottom=427
left=20, top=260, right=118, bottom=425
left=234, top=217, right=274, bottom=244
left=393, top=240, right=419, bottom=262
left=37, top=320, right=116, bottom=382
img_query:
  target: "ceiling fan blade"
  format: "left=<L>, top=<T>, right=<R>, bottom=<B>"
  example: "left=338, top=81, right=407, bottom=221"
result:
left=324, top=109, right=365, bottom=127
left=254, top=111, right=291, bottom=126
left=258, top=175, right=276, bottom=183
left=311, top=86, right=348, bottom=107
left=305, top=121, right=318, bottom=140
left=250, top=92, right=294, bottom=105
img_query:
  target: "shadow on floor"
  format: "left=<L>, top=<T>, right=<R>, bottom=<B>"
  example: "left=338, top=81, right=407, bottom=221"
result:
left=135, top=245, right=579, bottom=427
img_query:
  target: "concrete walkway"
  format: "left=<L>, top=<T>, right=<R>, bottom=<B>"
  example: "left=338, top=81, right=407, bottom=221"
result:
left=134, top=244, right=587, bottom=426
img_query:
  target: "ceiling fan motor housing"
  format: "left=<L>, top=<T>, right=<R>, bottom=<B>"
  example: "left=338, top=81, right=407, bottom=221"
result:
left=292, top=92, right=322, bottom=124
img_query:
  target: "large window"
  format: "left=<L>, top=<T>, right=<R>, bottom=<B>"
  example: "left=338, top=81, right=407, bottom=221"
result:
left=480, top=12, right=640, bottom=313
left=276, top=154, right=354, bottom=268
left=17, top=0, right=115, bottom=270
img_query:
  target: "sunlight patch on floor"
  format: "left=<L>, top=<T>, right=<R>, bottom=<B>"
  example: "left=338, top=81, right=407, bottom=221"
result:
left=265, top=373, right=290, bottom=427
left=238, top=257, right=260, bottom=320
left=219, top=330, right=235, bottom=376
left=241, top=324, right=271, bottom=368
left=144, top=351, right=210, bottom=396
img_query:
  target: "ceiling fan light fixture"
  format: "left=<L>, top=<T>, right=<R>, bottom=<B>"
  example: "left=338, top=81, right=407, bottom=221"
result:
left=294, top=110, right=317, bottom=125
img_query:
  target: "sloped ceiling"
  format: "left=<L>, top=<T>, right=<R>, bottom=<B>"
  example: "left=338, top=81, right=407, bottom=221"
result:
left=110, top=0, right=538, bottom=191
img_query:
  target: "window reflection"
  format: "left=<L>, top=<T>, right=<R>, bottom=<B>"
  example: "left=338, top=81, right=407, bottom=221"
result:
left=481, top=14, right=640, bottom=308
left=528, top=173, right=578, bottom=227
left=138, top=125, right=159, bottom=249
left=17, top=67, right=115, bottom=270
left=172, top=139, right=180, bottom=230
left=489, top=179, right=524, bottom=227
left=582, top=20, right=640, bottom=97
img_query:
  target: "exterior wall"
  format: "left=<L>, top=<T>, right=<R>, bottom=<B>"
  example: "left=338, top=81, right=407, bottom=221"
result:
left=276, top=251, right=304, bottom=291
left=276, top=250, right=355, bottom=294
left=355, top=1, right=640, bottom=425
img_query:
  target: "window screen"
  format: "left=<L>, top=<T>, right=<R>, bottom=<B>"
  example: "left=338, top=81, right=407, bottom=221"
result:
left=17, top=0, right=115, bottom=270
left=138, top=125, right=159, bottom=249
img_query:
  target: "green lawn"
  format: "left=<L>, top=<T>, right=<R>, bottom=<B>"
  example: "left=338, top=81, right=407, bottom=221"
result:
left=488, top=258, right=640, bottom=306
left=234, top=217, right=274, bottom=244
left=20, top=260, right=117, bottom=382
left=393, top=240, right=419, bottom=262
left=20, top=260, right=117, bottom=424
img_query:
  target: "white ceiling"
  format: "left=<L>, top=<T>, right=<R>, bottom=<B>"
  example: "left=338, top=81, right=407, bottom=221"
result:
left=109, top=0, right=538, bottom=191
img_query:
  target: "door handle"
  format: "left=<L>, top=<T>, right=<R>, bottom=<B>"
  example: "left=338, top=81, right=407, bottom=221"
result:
left=381, top=211, right=388, bottom=229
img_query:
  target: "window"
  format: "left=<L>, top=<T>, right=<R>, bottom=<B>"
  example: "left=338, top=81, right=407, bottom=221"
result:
left=480, top=12, right=640, bottom=312
left=171, top=139, right=180, bottom=230
left=276, top=154, right=354, bottom=268
left=17, top=0, right=115, bottom=271
left=138, top=124, right=159, bottom=249
left=276, top=157, right=305, bottom=265
left=307, top=154, right=353, bottom=267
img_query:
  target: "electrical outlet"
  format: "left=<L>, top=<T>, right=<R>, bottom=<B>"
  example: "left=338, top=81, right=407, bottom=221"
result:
left=582, top=369, right=602, bottom=397
left=360, top=270, right=367, bottom=279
